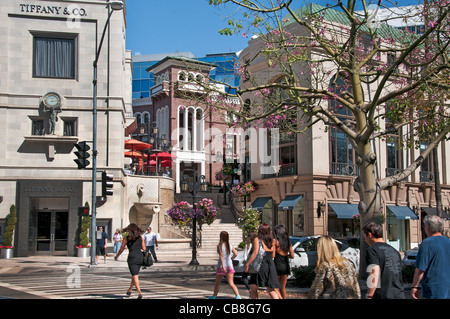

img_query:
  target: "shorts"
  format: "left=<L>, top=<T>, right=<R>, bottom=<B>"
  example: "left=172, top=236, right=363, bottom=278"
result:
left=216, top=266, right=235, bottom=276
left=96, top=245, right=106, bottom=256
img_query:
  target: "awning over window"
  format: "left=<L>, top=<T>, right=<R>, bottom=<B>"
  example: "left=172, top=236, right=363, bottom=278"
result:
left=249, top=197, right=272, bottom=211
left=328, top=203, right=359, bottom=219
left=421, top=207, right=450, bottom=220
left=387, top=205, right=418, bottom=220
left=278, top=195, right=303, bottom=210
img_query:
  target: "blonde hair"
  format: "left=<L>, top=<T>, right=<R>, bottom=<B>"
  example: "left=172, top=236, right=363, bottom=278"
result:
left=316, top=236, right=346, bottom=270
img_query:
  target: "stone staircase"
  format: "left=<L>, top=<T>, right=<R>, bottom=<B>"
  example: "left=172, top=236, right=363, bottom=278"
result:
left=156, top=192, right=243, bottom=261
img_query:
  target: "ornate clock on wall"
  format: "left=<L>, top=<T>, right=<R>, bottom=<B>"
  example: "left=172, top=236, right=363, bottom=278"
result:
left=42, top=92, right=62, bottom=109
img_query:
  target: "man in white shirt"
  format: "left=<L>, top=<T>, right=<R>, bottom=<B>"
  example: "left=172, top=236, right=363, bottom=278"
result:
left=144, top=226, right=158, bottom=262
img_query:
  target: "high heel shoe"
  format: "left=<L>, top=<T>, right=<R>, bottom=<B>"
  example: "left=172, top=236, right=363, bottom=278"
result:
left=126, top=290, right=132, bottom=297
left=137, top=294, right=143, bottom=299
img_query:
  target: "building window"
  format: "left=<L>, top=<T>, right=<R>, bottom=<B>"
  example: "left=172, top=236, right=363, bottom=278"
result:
left=32, top=119, right=44, bottom=136
left=420, top=142, right=435, bottom=182
left=63, top=119, right=77, bottom=136
left=329, top=74, right=358, bottom=176
left=33, top=36, right=76, bottom=79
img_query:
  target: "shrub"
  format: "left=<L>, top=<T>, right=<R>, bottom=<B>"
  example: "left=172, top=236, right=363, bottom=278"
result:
left=2, top=205, right=17, bottom=248
left=291, top=266, right=316, bottom=288
left=402, top=265, right=415, bottom=283
left=77, top=202, right=91, bottom=248
left=237, top=208, right=261, bottom=240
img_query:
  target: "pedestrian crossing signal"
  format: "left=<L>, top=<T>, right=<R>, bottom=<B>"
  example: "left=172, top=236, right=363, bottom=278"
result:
left=78, top=206, right=90, bottom=216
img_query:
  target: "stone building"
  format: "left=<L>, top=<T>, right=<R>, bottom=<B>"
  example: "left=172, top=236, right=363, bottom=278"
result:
left=241, top=3, right=450, bottom=252
left=0, top=0, right=139, bottom=257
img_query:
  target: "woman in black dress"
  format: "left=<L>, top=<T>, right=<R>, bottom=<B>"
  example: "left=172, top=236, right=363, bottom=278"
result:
left=273, top=225, right=294, bottom=299
left=115, top=223, right=146, bottom=299
left=244, top=223, right=281, bottom=299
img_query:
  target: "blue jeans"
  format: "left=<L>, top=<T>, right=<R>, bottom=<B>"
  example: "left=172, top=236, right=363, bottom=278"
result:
left=146, top=245, right=157, bottom=261
left=114, top=242, right=121, bottom=254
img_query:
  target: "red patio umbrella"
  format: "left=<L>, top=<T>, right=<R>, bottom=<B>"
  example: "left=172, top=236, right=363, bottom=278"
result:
left=144, top=159, right=172, bottom=167
left=149, top=152, right=176, bottom=160
left=124, top=151, right=147, bottom=158
left=124, top=139, right=151, bottom=151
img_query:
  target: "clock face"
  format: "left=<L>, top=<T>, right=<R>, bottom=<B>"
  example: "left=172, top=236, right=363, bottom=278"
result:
left=43, top=92, right=61, bottom=108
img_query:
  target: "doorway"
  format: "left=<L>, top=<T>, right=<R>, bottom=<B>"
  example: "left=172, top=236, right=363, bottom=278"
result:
left=35, top=210, right=69, bottom=255
left=30, top=197, right=70, bottom=256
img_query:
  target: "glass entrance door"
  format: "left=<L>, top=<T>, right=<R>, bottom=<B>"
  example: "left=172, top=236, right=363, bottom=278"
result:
left=36, top=211, right=68, bottom=255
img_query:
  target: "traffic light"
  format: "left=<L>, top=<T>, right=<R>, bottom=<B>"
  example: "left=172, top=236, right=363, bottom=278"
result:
left=78, top=206, right=90, bottom=216
left=74, top=141, right=90, bottom=169
left=102, top=171, right=114, bottom=197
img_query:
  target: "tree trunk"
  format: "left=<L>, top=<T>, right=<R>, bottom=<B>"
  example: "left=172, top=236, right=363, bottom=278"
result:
left=354, top=140, right=383, bottom=278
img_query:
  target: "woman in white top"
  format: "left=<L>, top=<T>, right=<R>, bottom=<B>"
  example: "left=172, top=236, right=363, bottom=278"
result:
left=209, top=231, right=241, bottom=299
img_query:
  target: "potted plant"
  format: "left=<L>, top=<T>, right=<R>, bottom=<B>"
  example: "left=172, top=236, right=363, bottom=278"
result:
left=1, top=205, right=17, bottom=259
left=76, top=203, right=91, bottom=257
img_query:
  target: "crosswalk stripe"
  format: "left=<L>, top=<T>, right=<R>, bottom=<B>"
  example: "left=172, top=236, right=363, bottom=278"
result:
left=0, top=273, right=232, bottom=299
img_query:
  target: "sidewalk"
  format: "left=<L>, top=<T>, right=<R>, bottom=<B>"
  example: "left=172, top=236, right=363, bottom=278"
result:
left=0, top=251, right=217, bottom=274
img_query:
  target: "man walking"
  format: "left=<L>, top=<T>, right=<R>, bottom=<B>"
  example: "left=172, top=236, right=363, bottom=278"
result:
left=362, top=221, right=405, bottom=299
left=412, top=215, right=450, bottom=299
left=144, top=226, right=158, bottom=262
left=96, top=226, right=108, bottom=264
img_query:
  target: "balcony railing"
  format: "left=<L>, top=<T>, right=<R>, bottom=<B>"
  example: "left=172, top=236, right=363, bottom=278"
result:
left=262, top=163, right=296, bottom=179
left=420, top=171, right=434, bottom=183
left=330, top=162, right=359, bottom=176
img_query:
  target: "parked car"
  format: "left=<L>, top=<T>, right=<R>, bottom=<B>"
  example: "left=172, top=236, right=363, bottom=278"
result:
left=335, top=237, right=361, bottom=249
left=402, top=247, right=419, bottom=266
left=233, top=236, right=360, bottom=278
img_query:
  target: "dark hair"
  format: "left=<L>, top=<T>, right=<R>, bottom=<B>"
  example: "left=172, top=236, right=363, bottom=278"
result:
left=258, top=223, right=273, bottom=249
left=219, top=231, right=230, bottom=255
left=122, top=223, right=144, bottom=241
left=273, top=225, right=291, bottom=253
left=362, top=221, right=383, bottom=238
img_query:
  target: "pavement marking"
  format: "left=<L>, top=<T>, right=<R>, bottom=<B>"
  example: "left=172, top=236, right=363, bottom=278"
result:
left=0, top=272, right=234, bottom=299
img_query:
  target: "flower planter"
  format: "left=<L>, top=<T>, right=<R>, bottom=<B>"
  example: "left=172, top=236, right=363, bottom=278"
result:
left=77, top=247, right=90, bottom=258
left=0, top=248, right=14, bottom=259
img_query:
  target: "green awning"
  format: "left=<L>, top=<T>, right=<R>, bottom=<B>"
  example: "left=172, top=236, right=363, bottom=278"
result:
left=387, top=206, right=418, bottom=220
left=328, top=203, right=359, bottom=219
left=278, top=195, right=303, bottom=210
left=249, top=197, right=272, bottom=211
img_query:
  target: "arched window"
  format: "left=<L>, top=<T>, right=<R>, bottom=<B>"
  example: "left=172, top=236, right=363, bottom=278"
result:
left=178, top=71, right=186, bottom=82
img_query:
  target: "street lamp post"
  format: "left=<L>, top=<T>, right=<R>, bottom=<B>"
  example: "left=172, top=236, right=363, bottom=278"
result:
left=149, top=122, right=171, bottom=176
left=90, top=0, right=124, bottom=266
left=183, top=169, right=206, bottom=266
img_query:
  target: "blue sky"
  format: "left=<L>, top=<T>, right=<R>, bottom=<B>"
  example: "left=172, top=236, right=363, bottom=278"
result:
left=125, top=0, right=423, bottom=58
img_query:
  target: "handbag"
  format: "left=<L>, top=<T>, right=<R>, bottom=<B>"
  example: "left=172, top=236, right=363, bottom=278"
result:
left=246, top=240, right=265, bottom=274
left=142, top=250, right=154, bottom=267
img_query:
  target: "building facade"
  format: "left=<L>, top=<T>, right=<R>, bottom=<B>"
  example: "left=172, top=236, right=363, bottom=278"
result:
left=147, top=56, right=233, bottom=193
left=241, top=4, right=450, bottom=252
left=0, top=0, right=134, bottom=257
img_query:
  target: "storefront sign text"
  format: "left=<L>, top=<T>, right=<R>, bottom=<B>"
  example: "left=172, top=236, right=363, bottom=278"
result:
left=19, top=3, right=88, bottom=17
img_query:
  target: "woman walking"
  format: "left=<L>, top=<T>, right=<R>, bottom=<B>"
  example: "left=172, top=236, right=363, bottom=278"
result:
left=273, top=225, right=294, bottom=299
left=115, top=223, right=146, bottom=299
left=244, top=223, right=281, bottom=299
left=209, top=231, right=241, bottom=299
left=113, top=228, right=123, bottom=259
left=308, top=236, right=361, bottom=299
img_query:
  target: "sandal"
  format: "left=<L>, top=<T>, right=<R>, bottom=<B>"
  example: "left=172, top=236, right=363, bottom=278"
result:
left=126, top=290, right=132, bottom=297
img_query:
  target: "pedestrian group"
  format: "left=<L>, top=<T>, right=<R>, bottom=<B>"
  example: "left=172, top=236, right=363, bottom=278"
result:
left=108, top=214, right=449, bottom=299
